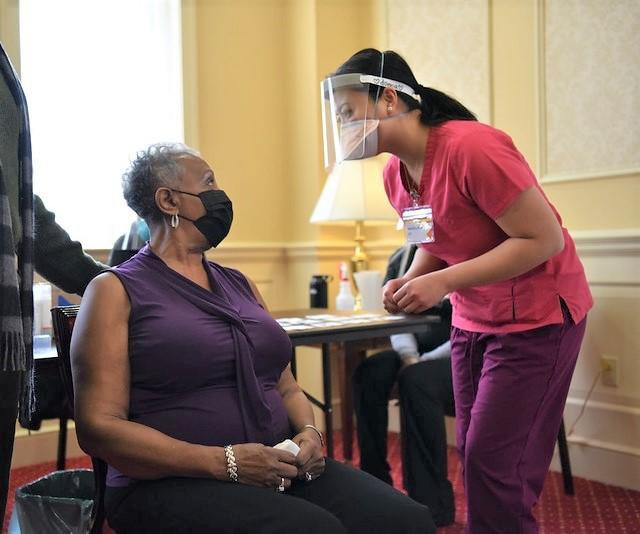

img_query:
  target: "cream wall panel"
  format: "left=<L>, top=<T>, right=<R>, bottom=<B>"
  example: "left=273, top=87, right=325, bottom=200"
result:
left=387, top=0, right=491, bottom=123
left=542, top=174, right=640, bottom=230
left=283, top=0, right=322, bottom=244
left=490, top=0, right=539, bottom=167
left=193, top=0, right=288, bottom=244
left=0, top=0, right=20, bottom=71
left=543, top=0, right=640, bottom=178
left=181, top=0, right=199, bottom=149
left=206, top=244, right=289, bottom=310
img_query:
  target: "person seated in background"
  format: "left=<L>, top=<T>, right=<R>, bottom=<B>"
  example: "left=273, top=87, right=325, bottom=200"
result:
left=353, top=244, right=455, bottom=527
left=70, top=143, right=436, bottom=534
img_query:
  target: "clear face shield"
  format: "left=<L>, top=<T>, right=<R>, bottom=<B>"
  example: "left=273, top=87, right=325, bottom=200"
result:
left=320, top=72, right=418, bottom=169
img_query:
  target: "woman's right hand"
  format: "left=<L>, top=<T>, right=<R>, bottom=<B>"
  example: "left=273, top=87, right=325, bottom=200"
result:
left=231, top=443, right=298, bottom=490
left=383, top=278, right=405, bottom=313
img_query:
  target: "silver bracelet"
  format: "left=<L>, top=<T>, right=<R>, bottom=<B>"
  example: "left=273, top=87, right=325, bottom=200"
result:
left=301, top=424, right=324, bottom=446
left=224, top=444, right=238, bottom=482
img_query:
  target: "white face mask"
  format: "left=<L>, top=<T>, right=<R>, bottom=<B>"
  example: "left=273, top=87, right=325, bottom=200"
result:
left=339, top=111, right=413, bottom=161
left=340, top=119, right=380, bottom=161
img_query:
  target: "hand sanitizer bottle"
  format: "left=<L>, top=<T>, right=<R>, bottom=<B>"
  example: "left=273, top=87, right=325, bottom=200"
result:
left=335, top=262, right=355, bottom=311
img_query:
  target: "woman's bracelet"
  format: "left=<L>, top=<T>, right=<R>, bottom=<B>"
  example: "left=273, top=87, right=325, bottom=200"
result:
left=301, top=424, right=324, bottom=446
left=223, top=445, right=239, bottom=482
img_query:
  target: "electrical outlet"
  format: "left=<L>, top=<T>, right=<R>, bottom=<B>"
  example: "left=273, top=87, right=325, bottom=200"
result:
left=601, top=356, right=618, bottom=387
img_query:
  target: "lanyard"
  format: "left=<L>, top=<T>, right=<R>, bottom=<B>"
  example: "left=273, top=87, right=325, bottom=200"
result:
left=399, top=163, right=435, bottom=244
left=399, top=162, right=421, bottom=207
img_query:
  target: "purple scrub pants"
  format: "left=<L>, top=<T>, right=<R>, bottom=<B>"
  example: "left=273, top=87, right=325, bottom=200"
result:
left=450, top=305, right=586, bottom=533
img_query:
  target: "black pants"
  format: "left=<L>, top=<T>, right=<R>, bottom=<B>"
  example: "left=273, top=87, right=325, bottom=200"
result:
left=105, top=458, right=435, bottom=534
left=353, top=352, right=455, bottom=525
left=0, top=371, right=21, bottom=525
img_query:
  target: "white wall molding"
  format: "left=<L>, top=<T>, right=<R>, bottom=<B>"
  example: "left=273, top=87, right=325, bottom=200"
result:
left=565, top=396, right=640, bottom=418
left=541, top=168, right=640, bottom=185
left=96, top=231, right=640, bottom=267
left=564, top=397, right=640, bottom=458
left=206, top=240, right=401, bottom=263
left=565, top=435, right=640, bottom=459
left=91, top=230, right=640, bottom=270
left=571, top=228, right=640, bottom=257
left=570, top=229, right=640, bottom=288
left=284, top=240, right=400, bottom=262
left=550, top=440, right=640, bottom=491
left=207, top=242, right=286, bottom=264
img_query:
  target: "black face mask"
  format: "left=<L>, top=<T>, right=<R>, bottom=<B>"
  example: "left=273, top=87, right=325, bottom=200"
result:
left=172, top=189, right=233, bottom=248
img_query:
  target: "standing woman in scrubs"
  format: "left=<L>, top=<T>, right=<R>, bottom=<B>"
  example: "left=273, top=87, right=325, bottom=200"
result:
left=321, top=49, right=592, bottom=534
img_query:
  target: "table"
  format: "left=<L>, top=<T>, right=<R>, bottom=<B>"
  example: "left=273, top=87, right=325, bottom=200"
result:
left=273, top=310, right=441, bottom=459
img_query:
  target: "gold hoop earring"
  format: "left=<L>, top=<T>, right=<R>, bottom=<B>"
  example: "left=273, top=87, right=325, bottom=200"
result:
left=170, top=213, right=179, bottom=229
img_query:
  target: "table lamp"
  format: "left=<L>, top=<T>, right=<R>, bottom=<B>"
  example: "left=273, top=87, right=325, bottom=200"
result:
left=309, top=157, right=398, bottom=305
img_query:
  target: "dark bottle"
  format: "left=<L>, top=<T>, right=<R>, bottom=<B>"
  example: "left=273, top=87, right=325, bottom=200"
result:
left=309, top=274, right=332, bottom=308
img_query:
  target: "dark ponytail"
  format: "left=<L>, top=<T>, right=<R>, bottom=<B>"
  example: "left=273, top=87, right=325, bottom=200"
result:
left=333, top=48, right=476, bottom=126
left=412, top=85, right=476, bottom=124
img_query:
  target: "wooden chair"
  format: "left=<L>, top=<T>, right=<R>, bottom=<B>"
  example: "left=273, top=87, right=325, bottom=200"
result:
left=27, top=354, right=73, bottom=471
left=51, top=305, right=107, bottom=534
left=557, top=419, right=574, bottom=495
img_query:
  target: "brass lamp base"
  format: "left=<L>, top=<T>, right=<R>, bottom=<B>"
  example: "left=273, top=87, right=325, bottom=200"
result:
left=350, top=221, right=368, bottom=310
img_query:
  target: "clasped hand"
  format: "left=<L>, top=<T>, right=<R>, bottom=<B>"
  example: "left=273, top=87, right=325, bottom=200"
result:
left=291, top=428, right=325, bottom=481
left=231, top=430, right=325, bottom=490
left=383, top=273, right=448, bottom=314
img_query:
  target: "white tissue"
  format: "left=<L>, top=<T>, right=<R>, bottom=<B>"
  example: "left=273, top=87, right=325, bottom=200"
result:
left=274, top=439, right=300, bottom=456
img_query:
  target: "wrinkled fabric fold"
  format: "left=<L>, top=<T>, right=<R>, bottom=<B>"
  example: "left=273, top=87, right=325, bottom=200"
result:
left=137, top=248, right=275, bottom=444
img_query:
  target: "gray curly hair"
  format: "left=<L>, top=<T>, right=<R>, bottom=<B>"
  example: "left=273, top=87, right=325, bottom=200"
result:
left=122, top=143, right=200, bottom=224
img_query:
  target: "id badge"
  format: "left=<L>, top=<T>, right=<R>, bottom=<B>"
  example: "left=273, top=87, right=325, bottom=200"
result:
left=402, top=205, right=435, bottom=244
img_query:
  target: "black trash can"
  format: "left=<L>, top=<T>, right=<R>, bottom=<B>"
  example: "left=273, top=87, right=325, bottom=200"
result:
left=15, top=469, right=94, bottom=534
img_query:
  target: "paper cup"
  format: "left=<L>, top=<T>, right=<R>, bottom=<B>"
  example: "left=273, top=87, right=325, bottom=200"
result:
left=353, top=270, right=384, bottom=311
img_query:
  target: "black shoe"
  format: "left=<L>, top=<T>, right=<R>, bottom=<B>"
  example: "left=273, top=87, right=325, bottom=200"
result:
left=433, top=482, right=455, bottom=527
left=432, top=508, right=455, bottom=528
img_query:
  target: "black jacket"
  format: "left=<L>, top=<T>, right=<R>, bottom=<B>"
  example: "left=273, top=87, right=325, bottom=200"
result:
left=34, top=194, right=105, bottom=295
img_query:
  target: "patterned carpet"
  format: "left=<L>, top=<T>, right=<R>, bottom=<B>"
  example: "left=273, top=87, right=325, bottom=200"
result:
left=4, top=433, right=640, bottom=533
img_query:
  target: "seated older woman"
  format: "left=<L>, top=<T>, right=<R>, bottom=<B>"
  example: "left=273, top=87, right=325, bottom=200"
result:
left=71, top=144, right=436, bottom=534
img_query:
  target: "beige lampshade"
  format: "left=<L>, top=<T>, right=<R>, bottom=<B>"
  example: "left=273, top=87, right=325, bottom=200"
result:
left=310, top=157, right=398, bottom=224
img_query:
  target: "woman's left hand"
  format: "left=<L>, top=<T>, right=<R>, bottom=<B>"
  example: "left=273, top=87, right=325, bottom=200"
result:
left=393, top=272, right=449, bottom=314
left=292, top=428, right=325, bottom=481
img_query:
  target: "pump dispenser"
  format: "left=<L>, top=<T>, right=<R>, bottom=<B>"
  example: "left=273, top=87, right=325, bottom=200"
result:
left=335, top=262, right=356, bottom=311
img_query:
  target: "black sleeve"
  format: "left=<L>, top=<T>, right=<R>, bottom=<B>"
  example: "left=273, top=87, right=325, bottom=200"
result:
left=383, top=247, right=405, bottom=284
left=107, top=234, right=125, bottom=266
left=33, top=194, right=107, bottom=295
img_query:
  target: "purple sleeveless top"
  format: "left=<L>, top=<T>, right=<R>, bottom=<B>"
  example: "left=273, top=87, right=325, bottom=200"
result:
left=106, top=245, right=293, bottom=487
